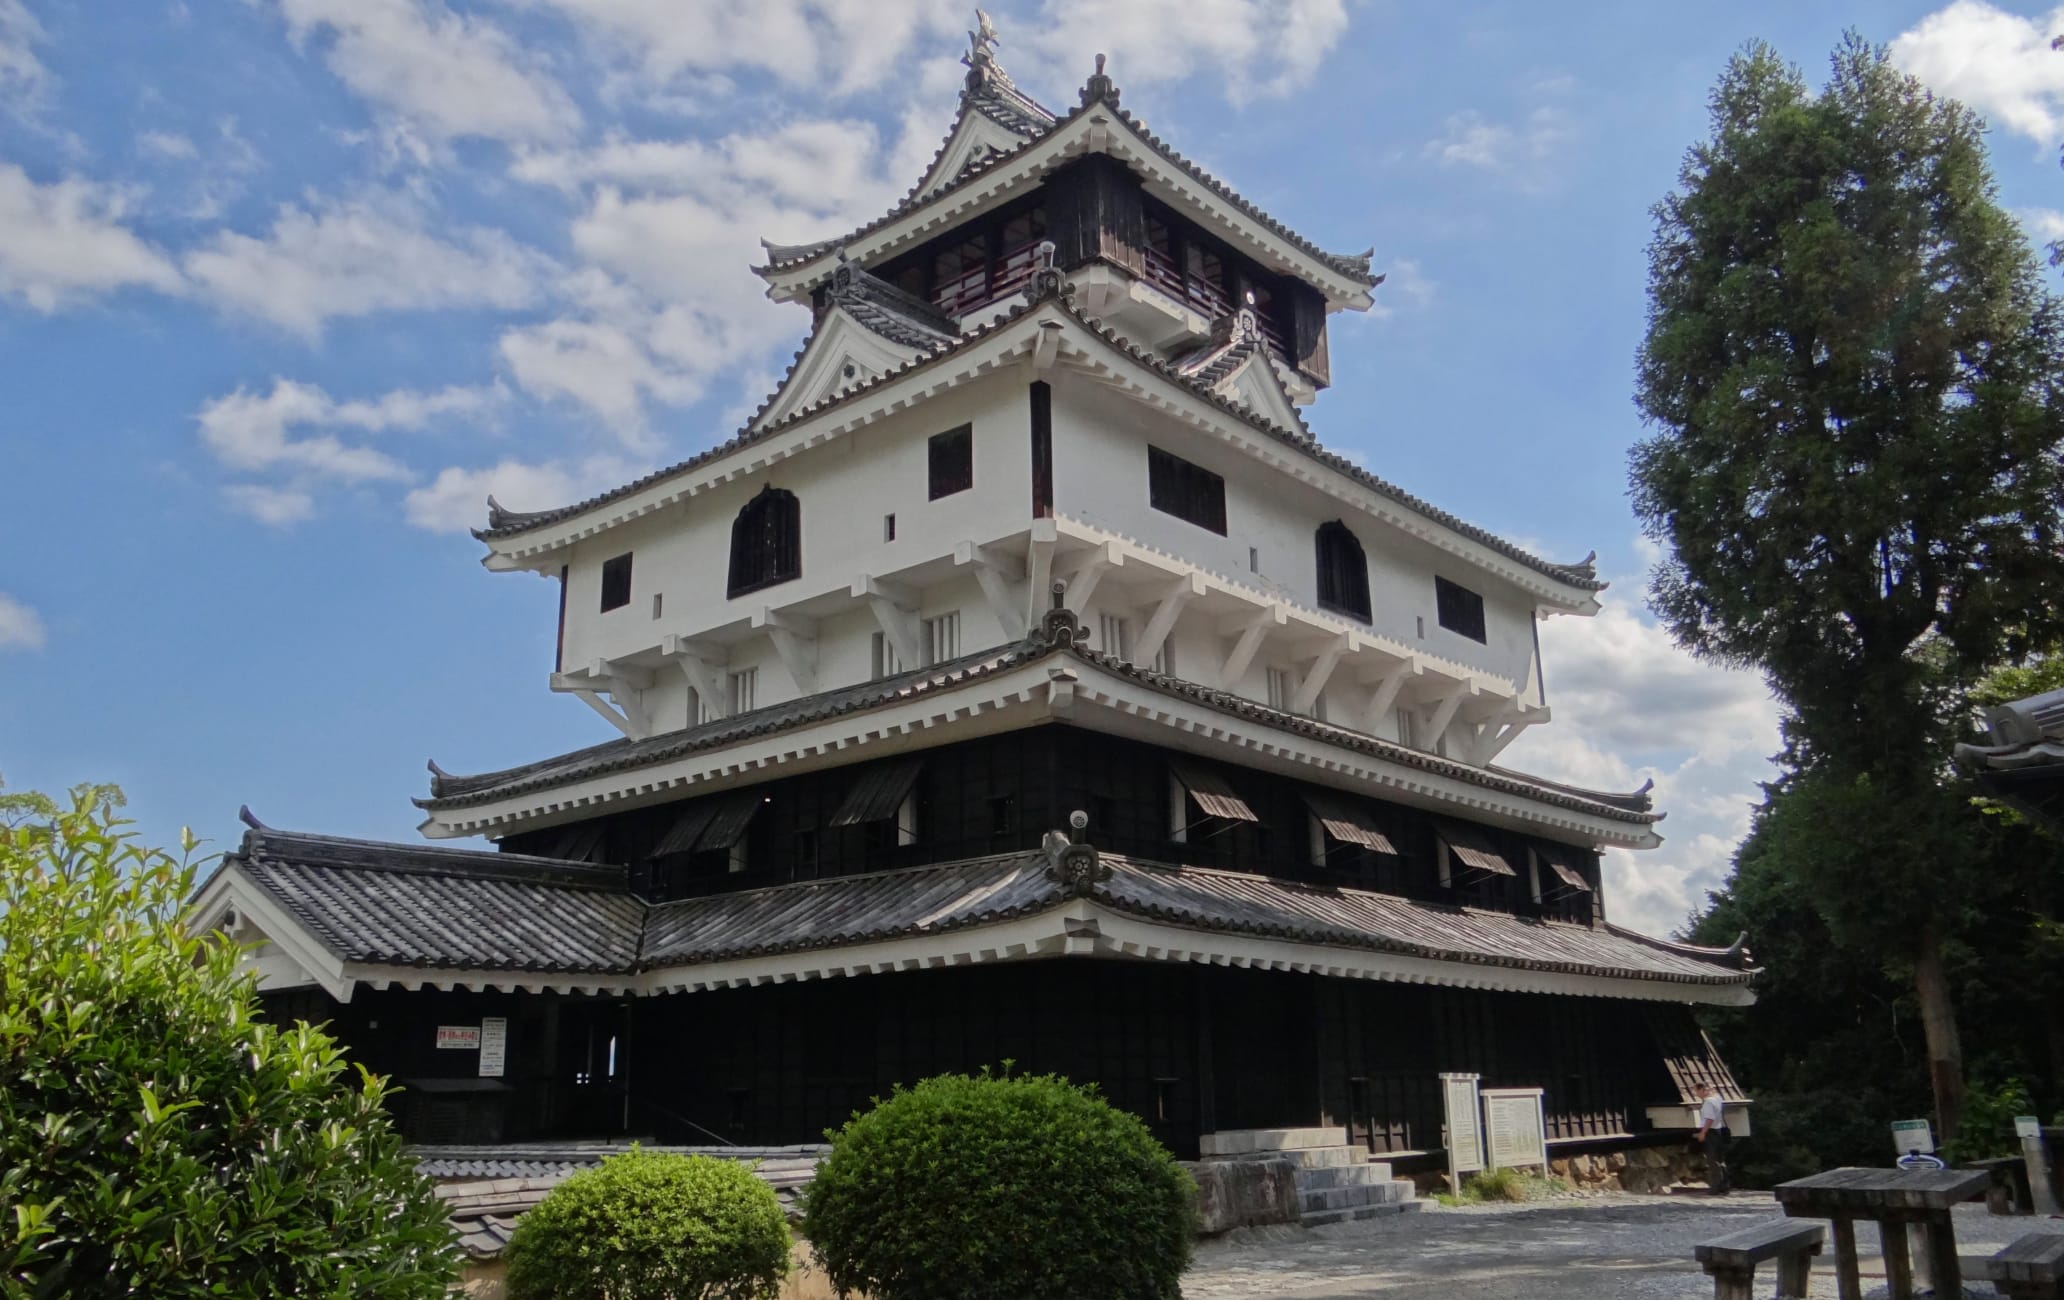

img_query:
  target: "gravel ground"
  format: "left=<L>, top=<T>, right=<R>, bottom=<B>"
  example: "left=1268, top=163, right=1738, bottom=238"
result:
left=1180, top=1193, right=2064, bottom=1299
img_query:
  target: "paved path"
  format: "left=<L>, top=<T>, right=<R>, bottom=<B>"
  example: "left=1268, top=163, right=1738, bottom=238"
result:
left=1181, top=1194, right=2064, bottom=1299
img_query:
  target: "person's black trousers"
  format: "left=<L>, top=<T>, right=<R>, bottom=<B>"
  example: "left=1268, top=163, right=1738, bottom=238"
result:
left=1702, top=1127, right=1732, bottom=1193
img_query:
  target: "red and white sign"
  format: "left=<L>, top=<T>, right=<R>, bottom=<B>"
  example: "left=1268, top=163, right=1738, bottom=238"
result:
left=435, top=1025, right=481, bottom=1050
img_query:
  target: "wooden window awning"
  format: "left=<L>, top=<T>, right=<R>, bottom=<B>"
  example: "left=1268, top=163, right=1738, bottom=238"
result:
left=1302, top=790, right=1397, bottom=854
left=1535, top=843, right=1594, bottom=893
left=830, top=758, right=924, bottom=827
left=1434, top=820, right=1516, bottom=877
left=695, top=791, right=765, bottom=852
left=650, top=802, right=719, bottom=858
left=1170, top=758, right=1258, bottom=822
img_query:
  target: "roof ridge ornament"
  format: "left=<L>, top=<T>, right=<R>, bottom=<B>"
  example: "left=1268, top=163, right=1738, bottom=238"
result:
left=962, top=8, right=1010, bottom=93
left=1042, top=828, right=1109, bottom=897
left=1032, top=579, right=1088, bottom=648
left=1022, top=239, right=1064, bottom=303
left=1080, top=52, right=1119, bottom=108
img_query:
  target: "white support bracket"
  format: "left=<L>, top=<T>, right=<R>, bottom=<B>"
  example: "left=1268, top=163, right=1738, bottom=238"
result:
left=1032, top=319, right=1064, bottom=371
left=1473, top=706, right=1548, bottom=766
left=955, top=540, right=1027, bottom=639
left=1056, top=540, right=1123, bottom=614
left=660, top=634, right=729, bottom=722
left=753, top=608, right=820, bottom=696
left=1134, top=571, right=1206, bottom=669
left=551, top=658, right=655, bottom=740
left=1216, top=604, right=1287, bottom=690
left=1360, top=658, right=1416, bottom=736
left=1291, top=632, right=1351, bottom=716
left=1420, top=682, right=1476, bottom=752
left=854, top=575, right=924, bottom=669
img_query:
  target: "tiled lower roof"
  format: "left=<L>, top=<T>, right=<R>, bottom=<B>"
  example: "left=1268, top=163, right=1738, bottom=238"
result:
left=223, top=829, right=644, bottom=974
left=214, top=829, right=1749, bottom=987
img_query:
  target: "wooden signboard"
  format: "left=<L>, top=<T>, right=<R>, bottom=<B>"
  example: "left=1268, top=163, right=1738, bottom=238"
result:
left=1441, top=1072, right=1484, bottom=1190
left=478, top=1017, right=508, bottom=1078
left=1482, top=1087, right=1549, bottom=1172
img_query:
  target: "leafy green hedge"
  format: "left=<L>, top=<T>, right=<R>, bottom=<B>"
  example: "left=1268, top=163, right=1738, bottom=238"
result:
left=803, top=1070, right=1195, bottom=1300
left=0, top=784, right=458, bottom=1298
left=504, top=1149, right=791, bottom=1300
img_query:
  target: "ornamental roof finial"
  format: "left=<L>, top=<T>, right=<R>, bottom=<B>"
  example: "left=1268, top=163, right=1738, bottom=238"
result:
left=963, top=8, right=1004, bottom=92
left=1081, top=52, right=1119, bottom=107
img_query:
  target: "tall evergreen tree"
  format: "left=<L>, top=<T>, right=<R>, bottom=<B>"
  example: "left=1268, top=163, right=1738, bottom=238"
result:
left=1633, top=35, right=2064, bottom=1137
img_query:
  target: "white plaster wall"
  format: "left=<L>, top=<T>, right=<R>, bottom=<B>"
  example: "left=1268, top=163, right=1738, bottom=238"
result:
left=1047, top=377, right=1543, bottom=695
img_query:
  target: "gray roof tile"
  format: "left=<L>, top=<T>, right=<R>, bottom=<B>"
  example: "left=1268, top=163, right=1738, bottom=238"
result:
left=215, top=828, right=1749, bottom=987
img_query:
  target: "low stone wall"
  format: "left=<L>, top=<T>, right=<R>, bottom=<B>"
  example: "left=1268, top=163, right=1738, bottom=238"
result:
left=1184, top=1157, right=1301, bottom=1235
left=1551, top=1143, right=1706, bottom=1194
left=460, top=1241, right=855, bottom=1298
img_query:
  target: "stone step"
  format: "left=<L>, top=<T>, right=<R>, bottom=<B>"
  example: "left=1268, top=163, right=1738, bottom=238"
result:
left=1296, top=1163, right=1395, bottom=1190
left=1300, top=1199, right=1425, bottom=1228
left=1198, top=1128, right=1347, bottom=1157
left=1207, top=1145, right=1376, bottom=1170
left=1295, top=1179, right=1415, bottom=1215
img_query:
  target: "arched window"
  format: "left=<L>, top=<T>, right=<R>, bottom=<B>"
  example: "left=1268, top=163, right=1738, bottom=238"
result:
left=727, top=486, right=801, bottom=598
left=1314, top=520, right=1371, bottom=622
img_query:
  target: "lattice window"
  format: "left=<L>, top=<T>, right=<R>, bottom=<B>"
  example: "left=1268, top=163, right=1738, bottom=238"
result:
left=1315, top=521, right=1371, bottom=622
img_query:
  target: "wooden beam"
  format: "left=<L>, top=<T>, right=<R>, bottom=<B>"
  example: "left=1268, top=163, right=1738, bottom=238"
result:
left=1025, top=525, right=1056, bottom=633
left=1291, top=633, right=1350, bottom=715
left=572, top=688, right=638, bottom=739
left=1421, top=684, right=1473, bottom=751
left=1134, top=572, right=1205, bottom=668
left=1056, top=541, right=1121, bottom=613
left=854, top=577, right=924, bottom=670
left=660, top=634, right=728, bottom=721
left=1217, top=606, right=1282, bottom=689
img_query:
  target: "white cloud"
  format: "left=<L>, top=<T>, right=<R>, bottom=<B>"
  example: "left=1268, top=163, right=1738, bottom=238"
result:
left=1022, top=0, right=1350, bottom=101
left=1503, top=583, right=1782, bottom=939
left=276, top=0, right=579, bottom=147
left=139, top=130, right=198, bottom=160
left=0, top=592, right=46, bottom=651
left=0, top=0, right=47, bottom=110
left=222, top=483, right=317, bottom=526
left=403, top=456, right=628, bottom=533
left=524, top=0, right=963, bottom=98
left=2018, top=206, right=2064, bottom=243
left=195, top=377, right=501, bottom=484
left=0, top=164, right=184, bottom=311
left=183, top=197, right=549, bottom=338
left=1366, top=257, right=1433, bottom=319
left=1892, top=2, right=2064, bottom=147
left=1427, top=104, right=1573, bottom=181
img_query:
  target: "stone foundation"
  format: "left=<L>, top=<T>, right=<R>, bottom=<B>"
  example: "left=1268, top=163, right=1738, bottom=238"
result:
left=1184, top=1157, right=1302, bottom=1234
left=1409, top=1142, right=1709, bottom=1196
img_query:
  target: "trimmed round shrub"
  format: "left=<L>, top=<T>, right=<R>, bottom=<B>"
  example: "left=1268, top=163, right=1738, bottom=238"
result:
left=802, top=1070, right=1195, bottom=1300
left=503, top=1149, right=791, bottom=1300
left=0, top=784, right=459, bottom=1298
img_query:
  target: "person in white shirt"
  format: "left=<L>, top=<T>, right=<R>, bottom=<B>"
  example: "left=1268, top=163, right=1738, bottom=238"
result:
left=1694, top=1083, right=1731, bottom=1195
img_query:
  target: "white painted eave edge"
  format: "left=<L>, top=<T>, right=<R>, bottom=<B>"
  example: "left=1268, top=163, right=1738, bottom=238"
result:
left=417, top=652, right=1660, bottom=849
left=747, top=305, right=932, bottom=434
left=758, top=109, right=1376, bottom=310
left=222, top=892, right=1750, bottom=1006
left=480, top=307, right=1601, bottom=614
left=189, top=863, right=357, bottom=1002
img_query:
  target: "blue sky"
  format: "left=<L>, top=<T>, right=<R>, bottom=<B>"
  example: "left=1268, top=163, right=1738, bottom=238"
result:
left=3, top=0, right=2061, bottom=934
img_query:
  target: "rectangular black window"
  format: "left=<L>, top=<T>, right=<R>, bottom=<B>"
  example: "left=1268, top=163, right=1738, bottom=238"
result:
left=988, top=794, right=1018, bottom=837
left=599, top=553, right=633, bottom=612
left=1147, top=446, right=1227, bottom=535
left=928, top=424, right=973, bottom=499
left=1435, top=576, right=1487, bottom=643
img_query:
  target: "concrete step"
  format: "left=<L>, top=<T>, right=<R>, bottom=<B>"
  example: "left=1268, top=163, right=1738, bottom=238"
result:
left=1297, top=1163, right=1395, bottom=1190
left=1295, top=1179, right=1414, bottom=1215
left=1198, top=1127, right=1347, bottom=1157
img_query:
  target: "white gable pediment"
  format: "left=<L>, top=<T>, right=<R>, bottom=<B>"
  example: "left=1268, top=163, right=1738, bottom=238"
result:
left=752, top=308, right=929, bottom=432
left=916, top=109, right=1033, bottom=201
left=1217, top=352, right=1308, bottom=435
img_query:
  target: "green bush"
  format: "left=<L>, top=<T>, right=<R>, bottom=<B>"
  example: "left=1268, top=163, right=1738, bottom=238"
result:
left=504, top=1149, right=791, bottom=1300
left=1944, top=1078, right=2037, bottom=1165
left=0, top=783, right=459, bottom=1298
left=802, top=1069, right=1195, bottom=1300
left=1462, top=1167, right=1529, bottom=1202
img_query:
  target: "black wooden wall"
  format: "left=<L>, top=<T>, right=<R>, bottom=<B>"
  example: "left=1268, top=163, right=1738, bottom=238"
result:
left=499, top=726, right=1601, bottom=925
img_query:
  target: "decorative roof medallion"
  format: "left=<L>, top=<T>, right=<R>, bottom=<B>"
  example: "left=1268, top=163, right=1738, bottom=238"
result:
left=1023, top=239, right=1064, bottom=303
left=1034, top=580, right=1088, bottom=647
left=1081, top=52, right=1119, bottom=108
left=1042, top=832, right=1109, bottom=898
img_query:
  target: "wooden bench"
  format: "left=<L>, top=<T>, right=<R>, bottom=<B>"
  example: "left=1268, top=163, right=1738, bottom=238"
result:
left=1694, top=1220, right=1826, bottom=1300
left=1971, top=1156, right=2034, bottom=1215
left=1980, top=1232, right=2064, bottom=1299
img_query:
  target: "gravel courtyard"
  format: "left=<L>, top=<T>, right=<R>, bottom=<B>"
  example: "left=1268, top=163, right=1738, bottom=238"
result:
left=1181, top=1194, right=2064, bottom=1299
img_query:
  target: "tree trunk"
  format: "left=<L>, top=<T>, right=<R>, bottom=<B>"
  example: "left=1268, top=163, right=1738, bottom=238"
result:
left=1913, top=924, right=1966, bottom=1141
